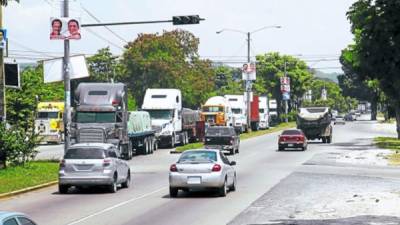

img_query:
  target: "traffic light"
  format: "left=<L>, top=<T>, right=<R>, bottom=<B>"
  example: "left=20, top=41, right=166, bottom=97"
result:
left=172, top=15, right=200, bottom=25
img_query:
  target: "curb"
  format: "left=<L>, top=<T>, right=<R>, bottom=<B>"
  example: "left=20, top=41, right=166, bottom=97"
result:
left=170, top=150, right=181, bottom=154
left=0, top=181, right=58, bottom=200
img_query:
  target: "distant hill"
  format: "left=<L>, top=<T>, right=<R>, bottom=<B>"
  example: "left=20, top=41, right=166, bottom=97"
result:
left=313, top=70, right=341, bottom=83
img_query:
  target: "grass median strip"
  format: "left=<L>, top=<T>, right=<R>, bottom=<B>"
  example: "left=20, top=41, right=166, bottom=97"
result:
left=0, top=161, right=59, bottom=194
left=175, top=122, right=296, bottom=153
left=374, top=137, right=400, bottom=166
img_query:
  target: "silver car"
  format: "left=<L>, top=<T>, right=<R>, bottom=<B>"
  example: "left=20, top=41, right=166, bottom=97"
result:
left=169, top=149, right=237, bottom=197
left=58, top=143, right=131, bottom=193
left=0, top=211, right=37, bottom=225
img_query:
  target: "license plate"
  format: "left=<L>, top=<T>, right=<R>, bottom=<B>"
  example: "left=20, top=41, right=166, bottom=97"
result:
left=288, top=144, right=294, bottom=147
left=187, top=176, right=201, bottom=184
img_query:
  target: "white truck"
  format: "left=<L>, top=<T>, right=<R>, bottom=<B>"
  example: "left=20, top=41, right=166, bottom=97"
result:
left=268, top=99, right=278, bottom=126
left=258, top=96, right=270, bottom=129
left=224, top=95, right=248, bottom=133
left=142, top=89, right=187, bottom=148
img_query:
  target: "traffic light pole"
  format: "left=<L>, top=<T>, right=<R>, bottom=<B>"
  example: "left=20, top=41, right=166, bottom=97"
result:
left=63, top=0, right=71, bottom=154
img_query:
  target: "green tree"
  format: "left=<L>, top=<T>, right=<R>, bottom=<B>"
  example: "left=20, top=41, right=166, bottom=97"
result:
left=214, top=66, right=243, bottom=96
left=339, top=45, right=381, bottom=120
left=255, top=52, right=313, bottom=116
left=122, top=29, right=215, bottom=108
left=347, top=0, right=400, bottom=137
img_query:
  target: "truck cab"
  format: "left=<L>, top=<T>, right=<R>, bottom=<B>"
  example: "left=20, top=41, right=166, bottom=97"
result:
left=201, top=96, right=233, bottom=127
left=35, top=102, right=64, bottom=144
left=258, top=96, right=270, bottom=129
left=142, top=89, right=182, bottom=147
left=71, top=83, right=129, bottom=153
left=225, top=95, right=248, bottom=133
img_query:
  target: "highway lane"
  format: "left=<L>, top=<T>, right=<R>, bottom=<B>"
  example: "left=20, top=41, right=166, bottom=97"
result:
left=1, top=117, right=395, bottom=225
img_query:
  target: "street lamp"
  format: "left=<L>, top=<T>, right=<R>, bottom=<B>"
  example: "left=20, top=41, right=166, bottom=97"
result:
left=216, top=25, right=281, bottom=131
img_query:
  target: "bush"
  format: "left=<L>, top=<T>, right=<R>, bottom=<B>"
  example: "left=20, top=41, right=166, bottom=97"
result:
left=279, top=111, right=297, bottom=122
left=0, top=122, right=40, bottom=168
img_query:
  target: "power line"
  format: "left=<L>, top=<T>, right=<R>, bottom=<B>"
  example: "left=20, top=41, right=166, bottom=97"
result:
left=80, top=4, right=128, bottom=44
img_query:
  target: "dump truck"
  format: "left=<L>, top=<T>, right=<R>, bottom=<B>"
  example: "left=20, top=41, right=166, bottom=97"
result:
left=296, top=107, right=333, bottom=143
left=35, top=102, right=64, bottom=144
left=71, top=82, right=157, bottom=159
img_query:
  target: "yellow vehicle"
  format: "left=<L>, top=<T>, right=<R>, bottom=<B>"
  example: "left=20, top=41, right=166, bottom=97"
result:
left=35, top=102, right=64, bottom=144
left=201, top=96, right=233, bottom=127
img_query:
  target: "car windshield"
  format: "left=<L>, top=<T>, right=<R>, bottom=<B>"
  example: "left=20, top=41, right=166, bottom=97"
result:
left=206, top=128, right=232, bottom=136
left=145, top=110, right=173, bottom=120
left=65, top=148, right=105, bottom=159
left=76, top=112, right=116, bottom=123
left=232, top=108, right=242, bottom=114
left=282, top=130, right=302, bottom=135
left=37, top=111, right=58, bottom=119
left=202, top=106, right=223, bottom=113
left=179, top=151, right=217, bottom=163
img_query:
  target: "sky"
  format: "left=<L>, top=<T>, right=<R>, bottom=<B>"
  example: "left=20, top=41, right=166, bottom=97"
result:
left=4, top=0, right=357, bottom=73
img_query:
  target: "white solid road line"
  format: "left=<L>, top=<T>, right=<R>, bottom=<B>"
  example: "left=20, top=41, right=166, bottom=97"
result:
left=65, top=187, right=167, bottom=225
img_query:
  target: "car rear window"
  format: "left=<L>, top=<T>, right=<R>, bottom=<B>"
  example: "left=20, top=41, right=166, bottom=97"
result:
left=282, top=130, right=302, bottom=135
left=206, top=128, right=233, bottom=136
left=179, top=151, right=217, bottom=163
left=65, top=148, right=105, bottom=159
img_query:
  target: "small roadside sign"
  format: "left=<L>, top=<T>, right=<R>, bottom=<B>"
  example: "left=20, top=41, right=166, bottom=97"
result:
left=242, top=62, right=256, bottom=80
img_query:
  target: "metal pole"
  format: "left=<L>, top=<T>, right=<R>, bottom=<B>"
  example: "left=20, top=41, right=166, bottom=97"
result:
left=284, top=61, right=288, bottom=123
left=63, top=0, right=71, bottom=153
left=0, top=5, right=5, bottom=122
left=246, top=32, right=252, bottom=131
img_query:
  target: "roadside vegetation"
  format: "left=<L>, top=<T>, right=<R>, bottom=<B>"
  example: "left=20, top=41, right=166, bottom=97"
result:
left=374, top=137, right=400, bottom=166
left=175, top=122, right=296, bottom=153
left=0, top=161, right=59, bottom=194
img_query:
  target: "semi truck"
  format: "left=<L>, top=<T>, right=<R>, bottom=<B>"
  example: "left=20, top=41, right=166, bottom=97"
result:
left=35, top=102, right=64, bottom=144
left=142, top=89, right=188, bottom=148
left=250, top=95, right=260, bottom=131
left=70, top=83, right=157, bottom=159
left=224, top=95, right=248, bottom=133
left=297, top=107, right=333, bottom=143
left=258, top=96, right=270, bottom=129
left=182, top=108, right=202, bottom=143
left=268, top=99, right=278, bottom=126
left=201, top=96, right=233, bottom=127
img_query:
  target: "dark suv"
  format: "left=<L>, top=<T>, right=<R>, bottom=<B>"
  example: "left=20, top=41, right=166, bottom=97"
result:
left=204, top=126, right=240, bottom=155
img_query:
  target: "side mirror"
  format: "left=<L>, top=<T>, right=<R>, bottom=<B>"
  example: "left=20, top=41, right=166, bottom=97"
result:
left=230, top=161, right=236, bottom=166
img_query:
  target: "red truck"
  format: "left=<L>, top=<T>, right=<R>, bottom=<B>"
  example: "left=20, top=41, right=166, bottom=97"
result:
left=250, top=95, right=260, bottom=131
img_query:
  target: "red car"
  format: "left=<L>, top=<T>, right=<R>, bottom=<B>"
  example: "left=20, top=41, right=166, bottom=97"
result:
left=278, top=129, right=308, bottom=151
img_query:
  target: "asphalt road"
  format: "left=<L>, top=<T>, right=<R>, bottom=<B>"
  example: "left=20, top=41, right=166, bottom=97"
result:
left=2, top=115, right=398, bottom=225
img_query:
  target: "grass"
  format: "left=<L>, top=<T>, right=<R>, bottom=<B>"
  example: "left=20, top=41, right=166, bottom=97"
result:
left=374, top=137, right=400, bottom=166
left=0, top=161, right=59, bottom=194
left=175, top=122, right=296, bottom=153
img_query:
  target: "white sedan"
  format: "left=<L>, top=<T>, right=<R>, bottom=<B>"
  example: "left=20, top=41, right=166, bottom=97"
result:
left=169, top=149, right=237, bottom=197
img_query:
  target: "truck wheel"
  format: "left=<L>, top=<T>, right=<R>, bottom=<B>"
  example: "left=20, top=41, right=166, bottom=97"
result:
left=327, top=136, right=332, bottom=143
left=149, top=137, right=154, bottom=154
left=145, top=138, right=150, bottom=154
left=322, top=137, right=326, bottom=143
left=169, top=134, right=175, bottom=148
left=154, top=140, right=158, bottom=151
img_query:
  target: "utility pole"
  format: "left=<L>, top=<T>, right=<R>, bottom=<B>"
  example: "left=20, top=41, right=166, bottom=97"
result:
left=0, top=5, right=5, bottom=122
left=246, top=32, right=252, bottom=130
left=284, top=61, right=288, bottom=123
left=63, top=0, right=71, bottom=153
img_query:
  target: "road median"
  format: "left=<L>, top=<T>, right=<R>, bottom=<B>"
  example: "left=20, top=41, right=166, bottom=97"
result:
left=173, top=122, right=296, bottom=153
left=0, top=161, right=59, bottom=198
left=374, top=137, right=400, bottom=166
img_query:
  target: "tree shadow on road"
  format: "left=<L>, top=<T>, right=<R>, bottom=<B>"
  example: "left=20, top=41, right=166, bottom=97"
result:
left=257, top=215, right=400, bottom=225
